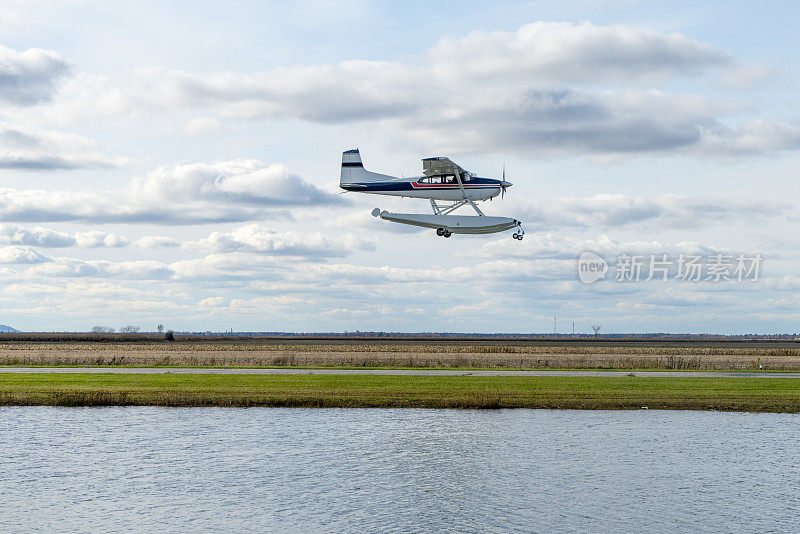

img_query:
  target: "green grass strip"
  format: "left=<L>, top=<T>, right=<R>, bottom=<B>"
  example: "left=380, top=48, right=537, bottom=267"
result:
left=2, top=373, right=800, bottom=412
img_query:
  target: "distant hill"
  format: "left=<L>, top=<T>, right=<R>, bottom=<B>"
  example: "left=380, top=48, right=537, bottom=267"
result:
left=0, top=325, right=19, bottom=333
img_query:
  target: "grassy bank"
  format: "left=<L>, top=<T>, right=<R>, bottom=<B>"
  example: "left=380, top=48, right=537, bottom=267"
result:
left=2, top=373, right=800, bottom=412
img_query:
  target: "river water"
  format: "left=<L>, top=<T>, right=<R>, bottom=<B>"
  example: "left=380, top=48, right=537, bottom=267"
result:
left=1, top=407, right=798, bottom=533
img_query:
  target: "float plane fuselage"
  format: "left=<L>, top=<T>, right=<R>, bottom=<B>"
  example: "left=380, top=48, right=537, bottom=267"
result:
left=339, top=149, right=524, bottom=239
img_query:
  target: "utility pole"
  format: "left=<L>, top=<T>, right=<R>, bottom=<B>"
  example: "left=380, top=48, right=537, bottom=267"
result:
left=572, top=322, right=575, bottom=338
left=554, top=317, right=557, bottom=334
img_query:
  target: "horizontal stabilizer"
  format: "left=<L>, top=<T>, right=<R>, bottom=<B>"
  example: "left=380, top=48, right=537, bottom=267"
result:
left=340, top=148, right=397, bottom=185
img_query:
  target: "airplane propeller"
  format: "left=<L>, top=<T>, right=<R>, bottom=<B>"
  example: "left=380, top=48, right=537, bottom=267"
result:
left=501, top=164, right=508, bottom=199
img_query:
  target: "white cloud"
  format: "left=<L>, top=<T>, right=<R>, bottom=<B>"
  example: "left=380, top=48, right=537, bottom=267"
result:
left=133, top=236, right=180, bottom=248
left=125, top=160, right=339, bottom=207
left=74, top=231, right=128, bottom=248
left=0, top=124, right=126, bottom=170
left=185, top=223, right=375, bottom=257
left=0, top=246, right=50, bottom=264
left=699, top=120, right=800, bottom=156
left=32, top=21, right=791, bottom=158
left=511, top=193, right=787, bottom=230
left=407, top=88, right=730, bottom=155
left=469, top=232, right=722, bottom=261
left=122, top=22, right=731, bottom=122
left=0, top=224, right=130, bottom=248
left=0, top=224, right=73, bottom=247
left=0, top=240, right=792, bottom=334
left=198, top=296, right=227, bottom=307
left=0, top=160, right=339, bottom=225
left=0, top=44, right=70, bottom=104
left=427, top=22, right=729, bottom=84
left=28, top=258, right=171, bottom=279
left=168, top=252, right=300, bottom=282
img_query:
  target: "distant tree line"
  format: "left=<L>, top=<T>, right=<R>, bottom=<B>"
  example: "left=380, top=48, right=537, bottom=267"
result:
left=91, top=326, right=115, bottom=334
left=91, top=325, right=140, bottom=333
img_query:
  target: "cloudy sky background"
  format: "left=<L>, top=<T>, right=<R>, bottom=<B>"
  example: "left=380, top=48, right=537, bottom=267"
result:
left=0, top=0, right=798, bottom=333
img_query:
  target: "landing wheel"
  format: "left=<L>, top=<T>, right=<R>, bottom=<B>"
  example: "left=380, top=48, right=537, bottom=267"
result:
left=436, top=228, right=444, bottom=236
left=443, top=230, right=452, bottom=238
left=513, top=233, right=519, bottom=239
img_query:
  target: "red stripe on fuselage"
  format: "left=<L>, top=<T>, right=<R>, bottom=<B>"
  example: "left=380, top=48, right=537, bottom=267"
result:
left=411, top=182, right=496, bottom=188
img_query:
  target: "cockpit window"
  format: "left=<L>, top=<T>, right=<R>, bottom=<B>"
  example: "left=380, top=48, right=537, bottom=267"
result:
left=421, top=174, right=473, bottom=184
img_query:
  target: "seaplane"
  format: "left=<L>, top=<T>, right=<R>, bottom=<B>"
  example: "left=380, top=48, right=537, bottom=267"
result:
left=339, top=149, right=524, bottom=239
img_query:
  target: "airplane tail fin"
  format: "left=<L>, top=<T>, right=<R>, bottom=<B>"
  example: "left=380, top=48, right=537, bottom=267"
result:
left=340, top=149, right=363, bottom=185
left=340, top=148, right=396, bottom=185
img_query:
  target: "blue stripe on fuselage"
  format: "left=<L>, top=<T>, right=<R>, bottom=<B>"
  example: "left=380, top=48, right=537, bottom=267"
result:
left=340, top=177, right=501, bottom=192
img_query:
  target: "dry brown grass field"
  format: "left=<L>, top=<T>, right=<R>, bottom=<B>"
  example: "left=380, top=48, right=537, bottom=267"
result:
left=0, top=335, right=799, bottom=370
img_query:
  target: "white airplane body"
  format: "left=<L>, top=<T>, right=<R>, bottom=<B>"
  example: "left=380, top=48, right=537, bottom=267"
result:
left=339, top=149, right=524, bottom=239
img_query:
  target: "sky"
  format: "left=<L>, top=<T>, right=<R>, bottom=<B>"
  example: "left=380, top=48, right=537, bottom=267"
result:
left=0, top=0, right=799, bottom=334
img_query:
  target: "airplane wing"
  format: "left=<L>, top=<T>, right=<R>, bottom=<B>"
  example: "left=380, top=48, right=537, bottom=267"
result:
left=422, top=157, right=469, bottom=178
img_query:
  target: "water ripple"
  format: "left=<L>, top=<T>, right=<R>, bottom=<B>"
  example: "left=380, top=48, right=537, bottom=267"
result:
left=1, top=408, right=799, bottom=532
